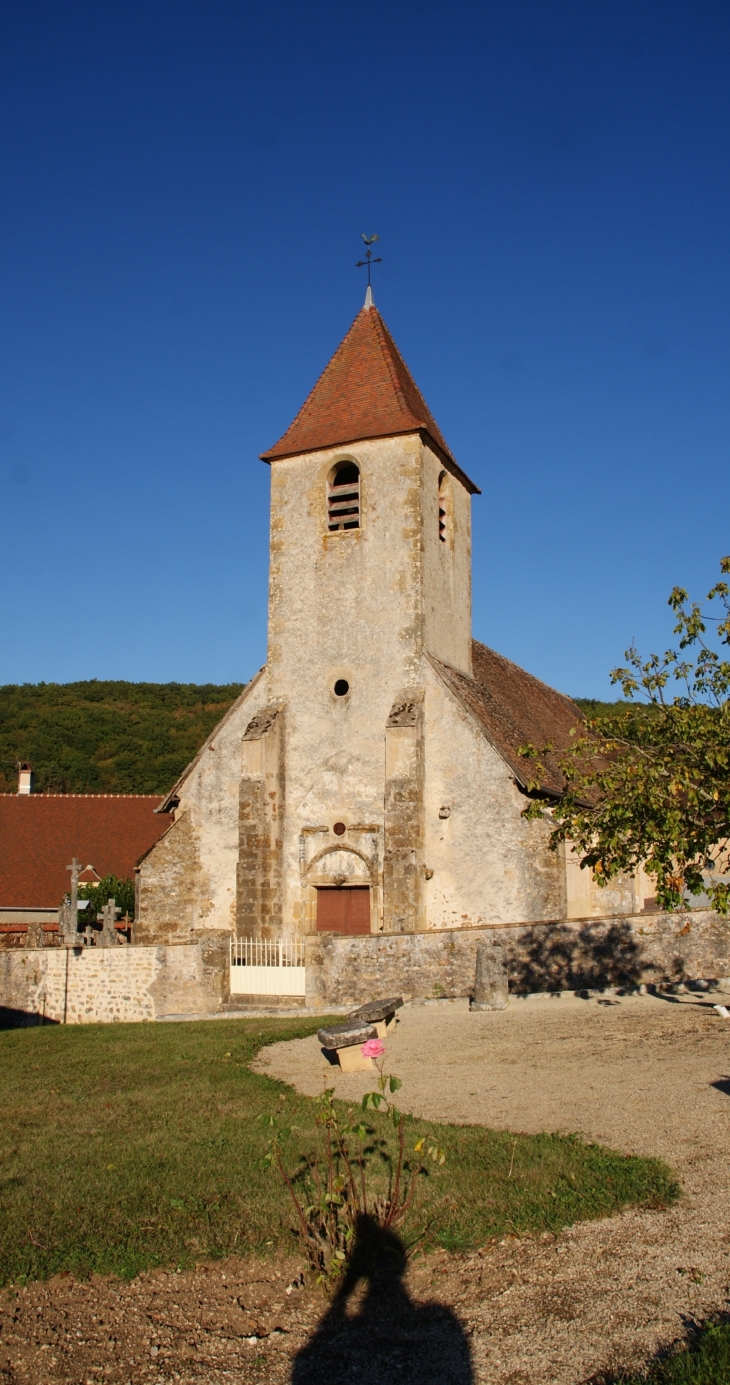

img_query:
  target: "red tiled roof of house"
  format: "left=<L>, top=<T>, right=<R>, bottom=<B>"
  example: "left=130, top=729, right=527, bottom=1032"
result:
left=261, top=302, right=480, bottom=494
left=0, top=796, right=172, bottom=908
left=77, top=865, right=102, bottom=885
left=430, top=640, right=584, bottom=796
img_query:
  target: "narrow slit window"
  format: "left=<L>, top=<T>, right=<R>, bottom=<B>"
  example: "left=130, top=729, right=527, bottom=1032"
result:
left=438, top=471, right=452, bottom=545
left=328, top=462, right=360, bottom=531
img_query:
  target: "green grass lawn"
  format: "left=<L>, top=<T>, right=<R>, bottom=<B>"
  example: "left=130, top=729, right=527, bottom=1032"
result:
left=0, top=1018, right=679, bottom=1285
left=615, top=1320, right=730, bottom=1384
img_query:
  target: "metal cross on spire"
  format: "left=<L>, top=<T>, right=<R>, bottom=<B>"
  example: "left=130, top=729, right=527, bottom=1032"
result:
left=356, top=234, right=382, bottom=302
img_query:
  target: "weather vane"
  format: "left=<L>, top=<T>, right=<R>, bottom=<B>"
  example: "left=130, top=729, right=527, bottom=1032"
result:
left=356, top=234, right=382, bottom=288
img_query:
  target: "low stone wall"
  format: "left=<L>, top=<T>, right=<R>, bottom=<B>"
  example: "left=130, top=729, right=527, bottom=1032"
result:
left=3, top=912, right=728, bottom=1025
left=0, top=934, right=229, bottom=1026
left=304, top=909, right=730, bottom=1009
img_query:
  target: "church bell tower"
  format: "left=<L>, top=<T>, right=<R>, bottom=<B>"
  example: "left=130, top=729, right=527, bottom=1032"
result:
left=241, top=292, right=480, bottom=939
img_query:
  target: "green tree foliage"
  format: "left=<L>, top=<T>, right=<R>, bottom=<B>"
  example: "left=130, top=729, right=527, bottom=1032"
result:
left=78, top=875, right=136, bottom=920
left=573, top=697, right=653, bottom=720
left=521, top=558, right=730, bottom=914
left=0, top=680, right=245, bottom=795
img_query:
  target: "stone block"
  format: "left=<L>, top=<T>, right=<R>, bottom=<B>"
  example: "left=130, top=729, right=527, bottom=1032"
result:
left=317, top=1020, right=377, bottom=1050
left=347, top=996, right=403, bottom=1024
left=337, top=1046, right=376, bottom=1073
left=470, top=938, right=509, bottom=1011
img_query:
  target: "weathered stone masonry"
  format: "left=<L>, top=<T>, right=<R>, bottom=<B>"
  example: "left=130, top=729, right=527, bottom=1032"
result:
left=303, top=909, right=730, bottom=1010
left=382, top=691, right=425, bottom=934
left=134, top=813, right=204, bottom=944
left=0, top=911, right=728, bottom=1023
left=0, top=934, right=229, bottom=1025
left=237, top=705, right=285, bottom=938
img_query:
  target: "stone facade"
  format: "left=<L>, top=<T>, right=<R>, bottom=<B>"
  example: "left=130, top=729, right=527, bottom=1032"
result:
left=136, top=673, right=268, bottom=943
left=138, top=421, right=579, bottom=943
left=134, top=812, right=203, bottom=944
left=383, top=691, right=425, bottom=934
left=134, top=298, right=700, bottom=997
left=265, top=431, right=474, bottom=937
left=421, top=663, right=566, bottom=926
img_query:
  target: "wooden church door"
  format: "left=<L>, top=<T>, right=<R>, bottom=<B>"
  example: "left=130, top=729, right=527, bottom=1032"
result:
left=316, top=887, right=371, bottom=935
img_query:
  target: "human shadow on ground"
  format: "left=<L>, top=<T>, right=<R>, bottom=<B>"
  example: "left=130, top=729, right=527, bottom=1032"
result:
left=711, top=1076, right=730, bottom=1097
left=291, top=1215, right=473, bottom=1385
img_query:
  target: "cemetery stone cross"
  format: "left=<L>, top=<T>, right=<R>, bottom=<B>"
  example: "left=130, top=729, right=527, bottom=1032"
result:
left=67, top=856, right=81, bottom=916
left=99, top=898, right=121, bottom=947
left=58, top=857, right=84, bottom=946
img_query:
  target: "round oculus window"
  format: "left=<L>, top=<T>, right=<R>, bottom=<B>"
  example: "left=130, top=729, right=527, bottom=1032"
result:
left=333, top=822, right=347, bottom=836
left=334, top=679, right=350, bottom=697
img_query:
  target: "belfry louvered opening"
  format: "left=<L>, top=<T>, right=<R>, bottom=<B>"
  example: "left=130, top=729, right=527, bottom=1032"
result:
left=327, top=462, right=360, bottom=531
left=438, top=470, right=452, bottom=545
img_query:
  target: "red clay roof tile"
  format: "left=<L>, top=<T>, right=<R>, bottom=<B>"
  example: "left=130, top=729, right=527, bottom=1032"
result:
left=0, top=796, right=172, bottom=908
left=261, top=303, right=479, bottom=494
left=430, top=640, right=584, bottom=797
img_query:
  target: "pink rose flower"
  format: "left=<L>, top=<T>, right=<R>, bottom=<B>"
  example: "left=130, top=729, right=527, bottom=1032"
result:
left=361, top=1038, right=385, bottom=1058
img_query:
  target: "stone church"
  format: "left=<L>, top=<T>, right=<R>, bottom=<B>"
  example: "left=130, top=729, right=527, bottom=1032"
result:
left=136, top=291, right=646, bottom=964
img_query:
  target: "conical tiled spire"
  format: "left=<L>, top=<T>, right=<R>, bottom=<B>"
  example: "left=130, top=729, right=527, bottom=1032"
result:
left=260, top=304, right=479, bottom=493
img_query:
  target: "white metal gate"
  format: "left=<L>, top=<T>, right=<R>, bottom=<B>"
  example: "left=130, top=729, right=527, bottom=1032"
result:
left=229, top=936, right=306, bottom=996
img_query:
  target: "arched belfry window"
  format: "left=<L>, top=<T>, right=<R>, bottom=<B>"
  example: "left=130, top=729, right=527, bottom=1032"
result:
left=327, top=462, right=360, bottom=532
left=438, top=471, right=452, bottom=545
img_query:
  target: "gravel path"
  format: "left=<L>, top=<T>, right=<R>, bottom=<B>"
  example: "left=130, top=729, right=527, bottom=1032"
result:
left=254, top=987, right=730, bottom=1382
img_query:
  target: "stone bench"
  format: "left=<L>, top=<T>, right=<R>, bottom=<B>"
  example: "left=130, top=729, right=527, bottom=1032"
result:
left=318, top=997, right=404, bottom=1072
left=317, top=1018, right=379, bottom=1072
left=348, top=995, right=403, bottom=1038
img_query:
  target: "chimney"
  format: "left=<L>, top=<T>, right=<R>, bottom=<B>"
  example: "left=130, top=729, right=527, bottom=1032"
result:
left=17, top=762, right=34, bottom=795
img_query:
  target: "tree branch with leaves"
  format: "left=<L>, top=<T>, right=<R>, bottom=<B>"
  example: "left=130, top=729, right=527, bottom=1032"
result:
left=520, top=557, right=730, bottom=914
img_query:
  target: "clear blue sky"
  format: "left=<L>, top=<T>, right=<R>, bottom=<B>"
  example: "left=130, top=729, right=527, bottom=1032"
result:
left=1, top=0, right=728, bottom=698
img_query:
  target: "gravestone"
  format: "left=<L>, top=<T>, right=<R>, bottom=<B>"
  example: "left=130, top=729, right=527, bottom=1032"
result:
left=317, top=1019, right=377, bottom=1050
left=348, top=997, right=403, bottom=1024
left=25, top=920, right=44, bottom=949
left=470, top=937, right=509, bottom=1011
left=98, top=898, right=121, bottom=947
left=58, top=857, right=84, bottom=946
left=347, top=996, right=403, bottom=1037
left=57, top=898, right=79, bottom=947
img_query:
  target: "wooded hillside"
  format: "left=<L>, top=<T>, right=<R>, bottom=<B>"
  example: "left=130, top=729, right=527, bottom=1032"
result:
left=0, top=682, right=628, bottom=797
left=573, top=698, right=640, bottom=719
left=0, top=681, right=246, bottom=795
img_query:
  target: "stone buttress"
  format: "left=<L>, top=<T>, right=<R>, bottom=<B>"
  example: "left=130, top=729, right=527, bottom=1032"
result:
left=237, top=705, right=285, bottom=938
